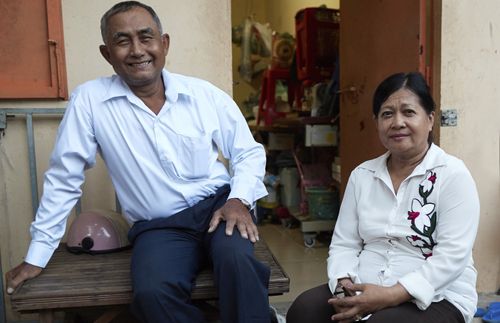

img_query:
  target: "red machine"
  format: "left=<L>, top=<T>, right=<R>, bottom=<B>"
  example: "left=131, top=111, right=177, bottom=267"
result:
left=257, top=7, right=340, bottom=126
left=295, top=7, right=340, bottom=83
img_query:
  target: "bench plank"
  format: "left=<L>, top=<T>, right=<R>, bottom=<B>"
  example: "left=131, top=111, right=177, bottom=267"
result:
left=11, top=240, right=289, bottom=313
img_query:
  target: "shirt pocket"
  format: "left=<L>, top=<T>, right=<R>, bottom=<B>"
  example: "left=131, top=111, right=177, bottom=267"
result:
left=173, top=132, right=213, bottom=181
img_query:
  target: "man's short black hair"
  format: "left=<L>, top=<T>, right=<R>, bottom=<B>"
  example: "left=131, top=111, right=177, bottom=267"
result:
left=100, top=1, right=163, bottom=43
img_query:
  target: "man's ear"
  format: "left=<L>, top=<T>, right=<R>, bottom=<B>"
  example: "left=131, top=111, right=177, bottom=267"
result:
left=161, top=33, right=170, bottom=56
left=99, top=45, right=112, bottom=64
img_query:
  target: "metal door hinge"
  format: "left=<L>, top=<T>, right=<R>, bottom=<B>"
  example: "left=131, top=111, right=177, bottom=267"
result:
left=0, top=111, right=6, bottom=138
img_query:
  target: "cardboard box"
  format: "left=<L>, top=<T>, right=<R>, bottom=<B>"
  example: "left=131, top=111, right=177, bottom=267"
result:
left=305, top=125, right=337, bottom=147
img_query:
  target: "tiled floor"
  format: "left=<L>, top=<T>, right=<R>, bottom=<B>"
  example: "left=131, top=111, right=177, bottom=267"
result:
left=260, top=221, right=330, bottom=306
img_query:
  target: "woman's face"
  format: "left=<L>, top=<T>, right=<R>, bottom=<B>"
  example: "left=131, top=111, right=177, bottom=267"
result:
left=375, top=88, right=434, bottom=158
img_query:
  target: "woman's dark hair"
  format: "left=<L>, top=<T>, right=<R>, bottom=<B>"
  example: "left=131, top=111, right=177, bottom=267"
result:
left=372, top=72, right=436, bottom=144
left=372, top=72, right=435, bottom=117
left=100, top=1, right=163, bottom=43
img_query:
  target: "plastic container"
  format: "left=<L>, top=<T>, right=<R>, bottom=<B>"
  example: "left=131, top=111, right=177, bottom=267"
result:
left=279, top=167, right=300, bottom=209
left=305, top=187, right=338, bottom=219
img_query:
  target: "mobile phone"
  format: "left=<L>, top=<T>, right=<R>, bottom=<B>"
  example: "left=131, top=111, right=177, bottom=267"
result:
left=333, top=284, right=356, bottom=298
left=342, top=286, right=356, bottom=297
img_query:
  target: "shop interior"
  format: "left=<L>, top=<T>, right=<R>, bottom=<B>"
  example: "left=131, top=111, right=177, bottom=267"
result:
left=231, top=0, right=342, bottom=311
left=231, top=2, right=500, bottom=320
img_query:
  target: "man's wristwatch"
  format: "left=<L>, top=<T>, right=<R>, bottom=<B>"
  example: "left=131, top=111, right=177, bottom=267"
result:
left=237, top=198, right=251, bottom=210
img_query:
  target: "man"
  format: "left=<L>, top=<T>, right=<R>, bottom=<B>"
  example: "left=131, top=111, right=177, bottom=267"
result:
left=5, top=1, right=271, bottom=322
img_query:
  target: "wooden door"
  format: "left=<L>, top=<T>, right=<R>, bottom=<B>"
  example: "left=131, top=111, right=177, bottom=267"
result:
left=339, top=0, right=428, bottom=191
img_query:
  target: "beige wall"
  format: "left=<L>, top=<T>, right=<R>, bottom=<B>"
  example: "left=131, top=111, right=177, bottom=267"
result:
left=0, top=1, right=231, bottom=321
left=231, top=0, right=268, bottom=109
left=439, top=0, right=500, bottom=293
left=266, top=0, right=340, bottom=37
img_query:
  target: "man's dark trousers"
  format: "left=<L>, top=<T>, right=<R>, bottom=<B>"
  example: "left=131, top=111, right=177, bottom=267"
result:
left=128, top=185, right=271, bottom=323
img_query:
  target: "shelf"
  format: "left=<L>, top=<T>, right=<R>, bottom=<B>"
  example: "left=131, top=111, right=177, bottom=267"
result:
left=299, top=116, right=336, bottom=125
left=288, top=207, right=336, bottom=233
left=249, top=123, right=301, bottom=133
left=249, top=116, right=336, bottom=132
left=332, top=178, right=341, bottom=190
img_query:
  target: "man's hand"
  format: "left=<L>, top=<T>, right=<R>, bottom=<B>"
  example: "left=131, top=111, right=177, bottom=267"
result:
left=208, top=198, right=259, bottom=243
left=5, top=262, right=43, bottom=295
left=329, top=282, right=411, bottom=322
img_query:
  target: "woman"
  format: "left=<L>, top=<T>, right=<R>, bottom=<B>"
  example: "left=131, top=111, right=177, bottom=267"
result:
left=287, top=72, right=480, bottom=323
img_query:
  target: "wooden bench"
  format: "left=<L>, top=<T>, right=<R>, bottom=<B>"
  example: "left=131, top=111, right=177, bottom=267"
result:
left=10, top=241, right=289, bottom=323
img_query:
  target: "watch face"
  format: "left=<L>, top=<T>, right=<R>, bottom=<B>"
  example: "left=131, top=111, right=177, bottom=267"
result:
left=238, top=198, right=251, bottom=209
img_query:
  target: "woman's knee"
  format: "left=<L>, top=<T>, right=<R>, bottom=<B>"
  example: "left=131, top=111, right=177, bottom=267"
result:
left=287, top=291, right=312, bottom=321
left=367, top=302, right=418, bottom=323
left=287, top=284, right=334, bottom=323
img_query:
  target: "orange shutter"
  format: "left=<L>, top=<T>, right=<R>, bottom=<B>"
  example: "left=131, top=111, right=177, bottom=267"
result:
left=0, top=0, right=68, bottom=99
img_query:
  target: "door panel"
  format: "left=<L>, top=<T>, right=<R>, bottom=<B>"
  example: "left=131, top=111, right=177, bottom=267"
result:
left=339, top=0, right=426, bottom=191
left=0, top=0, right=68, bottom=99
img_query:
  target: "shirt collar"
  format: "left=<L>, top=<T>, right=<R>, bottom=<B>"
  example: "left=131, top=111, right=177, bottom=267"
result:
left=101, top=69, right=194, bottom=103
left=363, top=143, right=447, bottom=179
left=162, top=69, right=194, bottom=103
left=413, top=143, right=447, bottom=174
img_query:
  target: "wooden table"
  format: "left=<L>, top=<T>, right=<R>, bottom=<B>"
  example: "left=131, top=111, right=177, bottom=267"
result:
left=10, top=241, right=289, bottom=323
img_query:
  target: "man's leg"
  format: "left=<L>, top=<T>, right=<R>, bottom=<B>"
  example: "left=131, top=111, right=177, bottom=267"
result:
left=130, top=228, right=205, bottom=323
left=206, top=223, right=271, bottom=323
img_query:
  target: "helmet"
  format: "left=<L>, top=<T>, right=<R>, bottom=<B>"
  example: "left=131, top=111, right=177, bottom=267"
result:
left=66, top=209, right=131, bottom=254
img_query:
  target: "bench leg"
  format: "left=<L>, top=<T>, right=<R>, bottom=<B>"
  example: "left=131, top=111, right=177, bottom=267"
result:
left=39, top=309, right=54, bottom=323
left=94, top=308, right=123, bottom=323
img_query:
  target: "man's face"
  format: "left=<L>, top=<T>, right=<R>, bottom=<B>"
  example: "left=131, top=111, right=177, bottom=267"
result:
left=99, top=7, right=169, bottom=92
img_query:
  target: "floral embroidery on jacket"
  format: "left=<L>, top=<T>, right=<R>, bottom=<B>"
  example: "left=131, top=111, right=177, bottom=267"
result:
left=406, top=171, right=437, bottom=259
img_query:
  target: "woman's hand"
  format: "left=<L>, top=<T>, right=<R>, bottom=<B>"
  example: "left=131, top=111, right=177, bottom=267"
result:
left=328, top=278, right=358, bottom=322
left=329, top=282, right=411, bottom=322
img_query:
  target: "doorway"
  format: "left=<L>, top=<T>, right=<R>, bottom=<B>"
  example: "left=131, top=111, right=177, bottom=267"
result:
left=231, top=0, right=439, bottom=191
left=229, top=0, right=440, bottom=309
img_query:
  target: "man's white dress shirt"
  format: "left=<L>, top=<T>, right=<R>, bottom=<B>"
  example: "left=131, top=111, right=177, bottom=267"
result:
left=327, top=144, right=480, bottom=323
left=26, top=70, right=267, bottom=268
